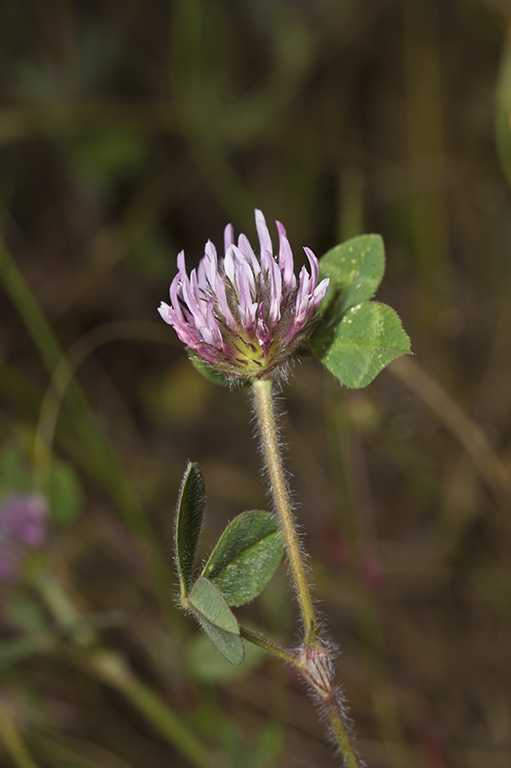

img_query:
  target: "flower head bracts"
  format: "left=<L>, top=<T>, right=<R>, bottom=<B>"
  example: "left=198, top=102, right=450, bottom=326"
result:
left=0, top=493, right=48, bottom=582
left=159, top=210, right=329, bottom=380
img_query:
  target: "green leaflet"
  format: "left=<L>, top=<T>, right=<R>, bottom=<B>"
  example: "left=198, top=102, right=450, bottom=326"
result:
left=175, top=462, right=205, bottom=598
left=318, top=234, right=385, bottom=319
left=188, top=577, right=244, bottom=665
left=202, top=510, right=284, bottom=606
left=313, top=233, right=410, bottom=387
left=313, top=301, right=410, bottom=389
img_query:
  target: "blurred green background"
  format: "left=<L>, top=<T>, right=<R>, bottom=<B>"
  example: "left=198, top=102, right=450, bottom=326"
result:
left=1, top=0, right=511, bottom=766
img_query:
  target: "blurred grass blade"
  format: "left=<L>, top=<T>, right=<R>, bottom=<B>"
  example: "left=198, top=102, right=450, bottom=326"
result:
left=0, top=696, right=40, bottom=768
left=187, top=630, right=265, bottom=683
left=0, top=236, right=175, bottom=616
left=175, top=461, right=205, bottom=597
left=390, top=356, right=511, bottom=501
left=202, top=510, right=284, bottom=606
left=495, top=28, right=511, bottom=188
left=91, top=649, right=215, bottom=767
left=0, top=635, right=49, bottom=670
left=42, top=457, right=84, bottom=529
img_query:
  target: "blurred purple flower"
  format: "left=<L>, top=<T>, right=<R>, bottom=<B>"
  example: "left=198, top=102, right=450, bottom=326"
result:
left=159, top=210, right=329, bottom=380
left=0, top=494, right=48, bottom=583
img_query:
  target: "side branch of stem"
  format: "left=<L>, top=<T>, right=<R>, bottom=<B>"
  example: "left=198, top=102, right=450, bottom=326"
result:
left=240, top=626, right=298, bottom=667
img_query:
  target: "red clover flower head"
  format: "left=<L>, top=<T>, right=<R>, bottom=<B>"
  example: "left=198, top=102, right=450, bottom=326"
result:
left=158, top=210, right=329, bottom=380
left=0, top=493, right=48, bottom=583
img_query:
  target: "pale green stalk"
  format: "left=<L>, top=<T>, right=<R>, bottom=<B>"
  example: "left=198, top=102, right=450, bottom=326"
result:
left=252, top=378, right=318, bottom=644
left=251, top=377, right=364, bottom=768
left=323, top=698, right=363, bottom=768
left=239, top=626, right=299, bottom=668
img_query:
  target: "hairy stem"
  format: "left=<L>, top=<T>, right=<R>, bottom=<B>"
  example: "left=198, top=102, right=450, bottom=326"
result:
left=323, top=696, right=365, bottom=768
left=252, top=378, right=318, bottom=644
left=240, top=625, right=299, bottom=667
left=252, top=378, right=364, bottom=768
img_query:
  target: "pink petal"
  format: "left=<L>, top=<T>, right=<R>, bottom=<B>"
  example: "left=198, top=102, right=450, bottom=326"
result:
left=303, top=247, right=319, bottom=288
left=214, top=273, right=237, bottom=330
left=224, top=223, right=235, bottom=251
left=238, top=234, right=260, bottom=275
left=267, top=254, right=282, bottom=325
left=276, top=221, right=296, bottom=293
left=255, top=209, right=273, bottom=257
